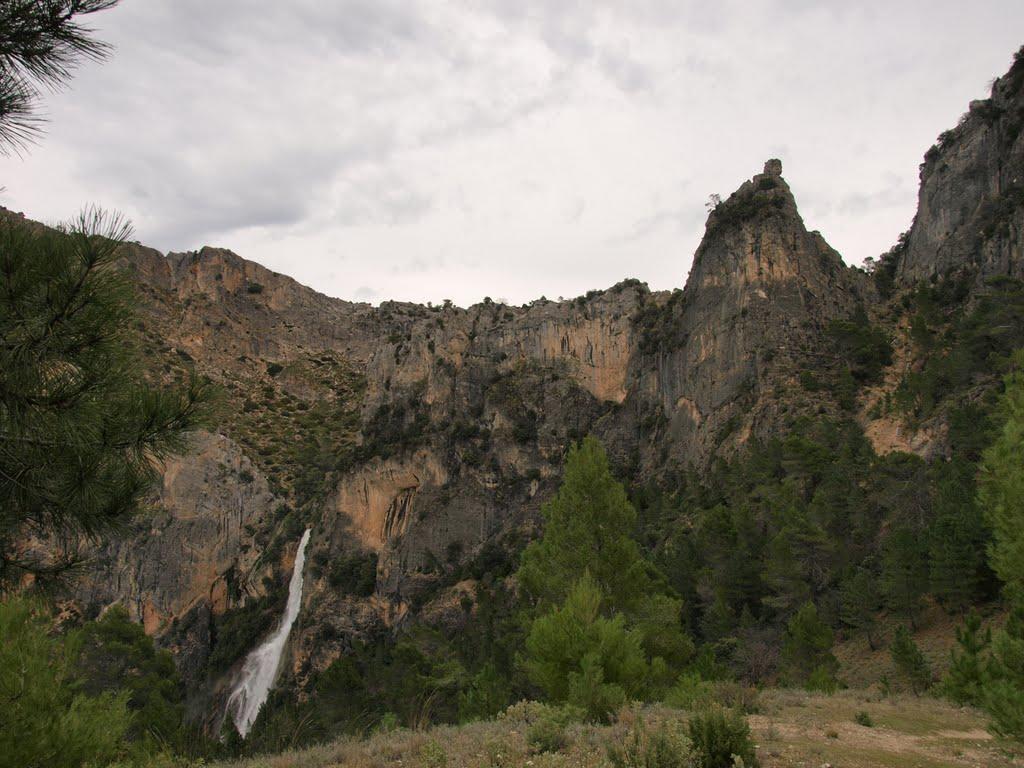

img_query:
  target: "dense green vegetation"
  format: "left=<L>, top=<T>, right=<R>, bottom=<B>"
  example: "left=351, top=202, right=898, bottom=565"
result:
left=0, top=597, right=206, bottom=768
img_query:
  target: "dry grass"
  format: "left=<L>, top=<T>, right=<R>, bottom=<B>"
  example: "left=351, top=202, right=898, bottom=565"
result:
left=211, top=692, right=1024, bottom=768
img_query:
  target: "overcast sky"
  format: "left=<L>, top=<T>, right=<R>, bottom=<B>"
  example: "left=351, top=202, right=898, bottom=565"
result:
left=1, top=2, right=1022, bottom=306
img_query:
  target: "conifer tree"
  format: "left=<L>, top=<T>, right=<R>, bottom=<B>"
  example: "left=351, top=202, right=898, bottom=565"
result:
left=985, top=606, right=1024, bottom=740
left=941, top=611, right=991, bottom=706
left=891, top=625, right=932, bottom=695
left=523, top=572, right=648, bottom=722
left=781, top=602, right=839, bottom=689
left=839, top=566, right=880, bottom=650
left=929, top=461, right=985, bottom=612
left=0, top=211, right=207, bottom=583
left=979, top=356, right=1024, bottom=739
left=880, top=525, right=928, bottom=628
left=980, top=356, right=1024, bottom=602
left=518, top=437, right=652, bottom=613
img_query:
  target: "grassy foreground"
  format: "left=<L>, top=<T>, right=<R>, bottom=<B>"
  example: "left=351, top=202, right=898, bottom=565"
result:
left=213, top=691, right=1023, bottom=768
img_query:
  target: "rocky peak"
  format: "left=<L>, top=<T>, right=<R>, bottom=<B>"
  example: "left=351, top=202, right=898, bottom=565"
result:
left=638, top=159, right=865, bottom=462
left=898, top=46, right=1024, bottom=284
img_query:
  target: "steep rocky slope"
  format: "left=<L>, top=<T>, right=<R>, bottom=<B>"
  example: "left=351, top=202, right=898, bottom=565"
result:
left=28, top=46, right=1023, bottom=729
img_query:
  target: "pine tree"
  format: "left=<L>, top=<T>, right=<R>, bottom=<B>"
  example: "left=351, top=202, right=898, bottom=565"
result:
left=941, top=611, right=991, bottom=706
left=523, top=572, right=648, bottom=722
left=0, top=597, right=132, bottom=767
left=0, top=212, right=207, bottom=583
left=880, top=525, right=929, bottom=628
left=781, top=602, right=839, bottom=689
left=518, top=437, right=652, bottom=614
left=980, top=357, right=1024, bottom=603
left=0, top=1, right=121, bottom=153
left=929, top=461, right=985, bottom=612
left=986, top=606, right=1024, bottom=740
left=979, top=357, right=1024, bottom=739
left=891, top=625, right=932, bottom=695
left=839, top=566, right=880, bottom=650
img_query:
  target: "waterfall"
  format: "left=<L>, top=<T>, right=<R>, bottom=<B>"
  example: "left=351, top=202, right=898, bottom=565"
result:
left=225, top=528, right=311, bottom=738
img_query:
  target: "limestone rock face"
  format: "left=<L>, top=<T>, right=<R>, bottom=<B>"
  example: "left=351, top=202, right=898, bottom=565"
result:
left=898, top=53, right=1024, bottom=283
left=632, top=161, right=867, bottom=462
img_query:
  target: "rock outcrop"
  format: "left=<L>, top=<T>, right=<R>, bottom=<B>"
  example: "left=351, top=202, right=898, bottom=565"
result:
left=899, top=51, right=1024, bottom=283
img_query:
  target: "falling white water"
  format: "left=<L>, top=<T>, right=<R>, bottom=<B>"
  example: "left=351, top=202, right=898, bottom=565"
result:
left=226, top=528, right=311, bottom=738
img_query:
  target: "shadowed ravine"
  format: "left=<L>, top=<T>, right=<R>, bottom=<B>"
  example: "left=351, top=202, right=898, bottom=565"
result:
left=226, top=528, right=312, bottom=737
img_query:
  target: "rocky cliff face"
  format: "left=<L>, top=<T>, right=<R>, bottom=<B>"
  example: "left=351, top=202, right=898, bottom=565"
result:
left=44, top=47, right=1024, bottom=725
left=630, top=160, right=868, bottom=463
left=899, top=51, right=1024, bottom=283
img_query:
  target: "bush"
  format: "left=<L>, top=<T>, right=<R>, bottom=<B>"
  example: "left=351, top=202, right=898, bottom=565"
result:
left=854, top=710, right=874, bottom=727
left=608, top=717, right=693, bottom=768
left=687, top=707, right=759, bottom=768
left=526, top=712, right=569, bottom=754
left=663, top=672, right=715, bottom=710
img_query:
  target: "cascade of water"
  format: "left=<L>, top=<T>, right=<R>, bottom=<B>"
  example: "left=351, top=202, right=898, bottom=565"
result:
left=225, top=528, right=311, bottom=738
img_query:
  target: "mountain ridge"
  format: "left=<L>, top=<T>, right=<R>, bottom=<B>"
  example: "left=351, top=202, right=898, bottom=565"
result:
left=13, top=44, right=1022, bottom=734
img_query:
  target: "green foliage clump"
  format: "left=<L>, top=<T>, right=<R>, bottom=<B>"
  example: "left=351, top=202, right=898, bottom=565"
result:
left=687, top=706, right=759, bottom=768
left=663, top=671, right=715, bottom=710
left=75, top=605, right=184, bottom=746
left=854, top=710, right=874, bottom=727
left=328, top=550, right=378, bottom=596
left=985, top=606, right=1024, bottom=740
left=895, top=277, right=1024, bottom=419
left=839, top=567, right=880, bottom=649
left=0, top=598, right=132, bottom=768
left=519, top=437, right=665, bottom=616
left=633, top=289, right=688, bottom=354
left=518, top=438, right=691, bottom=717
left=890, top=626, right=933, bottom=695
left=827, top=311, right=893, bottom=386
left=525, top=705, right=578, bottom=754
left=980, top=357, right=1024, bottom=601
left=979, top=358, right=1024, bottom=739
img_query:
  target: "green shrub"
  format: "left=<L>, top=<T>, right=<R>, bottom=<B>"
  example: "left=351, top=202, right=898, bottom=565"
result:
left=608, top=717, right=692, bottom=768
left=526, top=712, right=569, bottom=754
left=687, top=706, right=759, bottom=768
left=854, top=710, right=874, bottom=727
left=663, top=672, right=715, bottom=710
